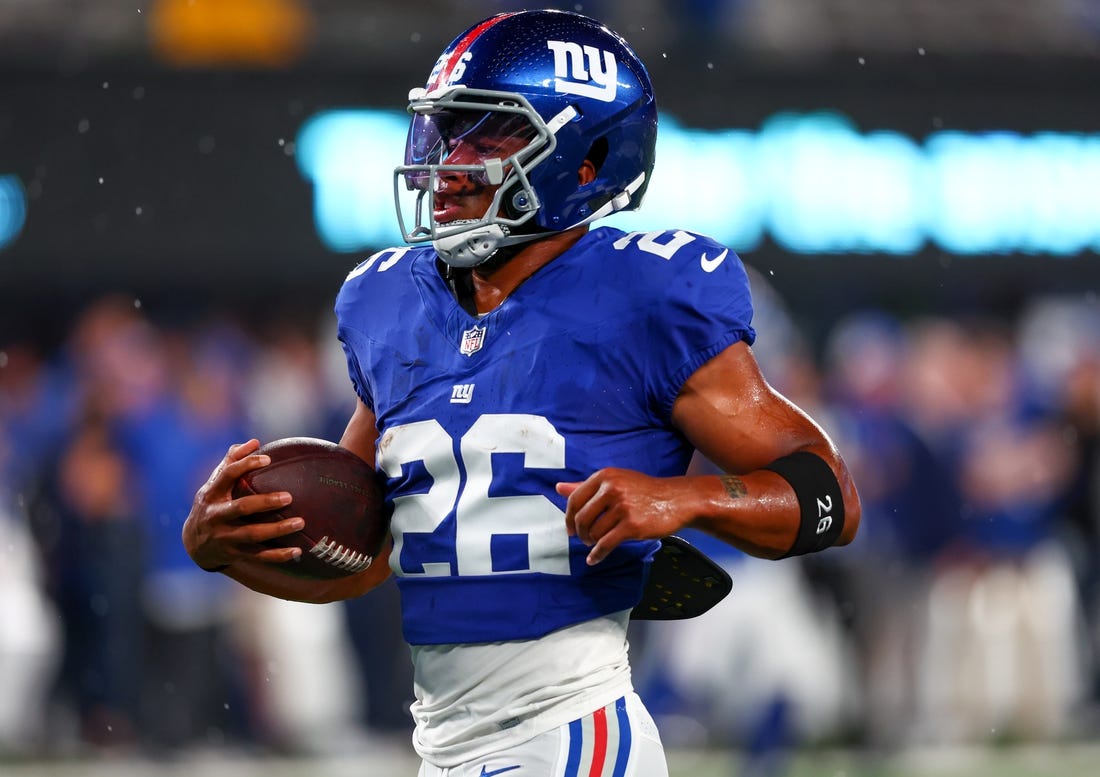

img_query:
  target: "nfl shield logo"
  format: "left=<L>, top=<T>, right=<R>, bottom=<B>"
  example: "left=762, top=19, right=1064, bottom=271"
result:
left=460, top=325, right=486, bottom=356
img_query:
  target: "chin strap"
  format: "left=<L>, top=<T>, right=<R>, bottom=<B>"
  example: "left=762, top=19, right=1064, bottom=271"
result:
left=434, top=222, right=549, bottom=268
left=434, top=224, right=508, bottom=267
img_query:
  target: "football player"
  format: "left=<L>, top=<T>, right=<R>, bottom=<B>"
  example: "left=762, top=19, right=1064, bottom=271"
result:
left=183, top=10, right=861, bottom=776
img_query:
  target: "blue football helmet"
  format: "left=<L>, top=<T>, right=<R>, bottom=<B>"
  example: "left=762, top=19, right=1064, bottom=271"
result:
left=394, top=9, right=658, bottom=267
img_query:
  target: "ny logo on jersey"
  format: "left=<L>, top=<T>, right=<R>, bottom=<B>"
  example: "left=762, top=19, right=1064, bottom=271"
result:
left=450, top=384, right=475, bottom=404
left=546, top=40, right=618, bottom=103
left=460, top=324, right=487, bottom=356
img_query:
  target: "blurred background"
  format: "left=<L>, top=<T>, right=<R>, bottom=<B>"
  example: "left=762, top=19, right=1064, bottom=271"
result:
left=1, top=1, right=1099, bottom=775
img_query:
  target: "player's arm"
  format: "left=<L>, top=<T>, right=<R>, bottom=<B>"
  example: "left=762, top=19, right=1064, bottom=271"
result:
left=181, top=400, right=392, bottom=602
left=560, top=340, right=861, bottom=563
left=670, top=339, right=860, bottom=555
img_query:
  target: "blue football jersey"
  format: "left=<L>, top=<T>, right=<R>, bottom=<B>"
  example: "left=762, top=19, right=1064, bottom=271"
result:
left=335, top=226, right=756, bottom=645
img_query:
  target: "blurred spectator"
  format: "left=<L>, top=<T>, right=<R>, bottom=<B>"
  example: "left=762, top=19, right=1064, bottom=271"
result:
left=0, top=343, right=69, bottom=754
left=27, top=298, right=261, bottom=753
left=818, top=310, right=958, bottom=750
left=0, top=342, right=76, bottom=508
left=245, top=323, right=333, bottom=441
left=903, top=316, right=1086, bottom=743
left=36, top=404, right=146, bottom=750
left=0, top=454, right=59, bottom=755
left=1017, top=295, right=1100, bottom=722
left=117, top=319, right=261, bottom=752
left=28, top=298, right=158, bottom=751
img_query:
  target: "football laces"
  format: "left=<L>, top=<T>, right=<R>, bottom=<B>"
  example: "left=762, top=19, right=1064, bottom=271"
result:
left=309, top=536, right=373, bottom=573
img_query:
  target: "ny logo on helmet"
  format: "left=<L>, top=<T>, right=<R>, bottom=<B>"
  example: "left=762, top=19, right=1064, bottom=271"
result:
left=546, top=41, right=618, bottom=103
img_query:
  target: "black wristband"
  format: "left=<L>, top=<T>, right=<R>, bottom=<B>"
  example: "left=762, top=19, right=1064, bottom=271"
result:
left=763, top=451, right=845, bottom=558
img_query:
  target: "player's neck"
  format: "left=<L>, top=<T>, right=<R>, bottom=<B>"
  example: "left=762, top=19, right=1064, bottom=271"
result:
left=468, top=226, right=589, bottom=315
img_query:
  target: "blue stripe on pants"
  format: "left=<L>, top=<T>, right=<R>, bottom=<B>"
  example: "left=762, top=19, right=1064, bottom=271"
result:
left=564, top=718, right=584, bottom=777
left=612, top=696, right=632, bottom=777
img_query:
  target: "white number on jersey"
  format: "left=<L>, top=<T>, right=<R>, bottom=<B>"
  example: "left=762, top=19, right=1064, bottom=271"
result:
left=378, top=414, right=571, bottom=577
left=346, top=247, right=411, bottom=281
left=612, top=229, right=697, bottom=260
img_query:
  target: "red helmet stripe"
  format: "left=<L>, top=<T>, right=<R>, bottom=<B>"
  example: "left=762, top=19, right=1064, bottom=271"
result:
left=426, top=13, right=517, bottom=90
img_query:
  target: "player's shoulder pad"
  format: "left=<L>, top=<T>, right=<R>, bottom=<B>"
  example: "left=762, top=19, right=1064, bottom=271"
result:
left=336, top=245, right=431, bottom=324
left=342, top=245, right=426, bottom=286
left=608, top=228, right=753, bottom=326
left=607, top=228, right=741, bottom=275
left=604, top=228, right=749, bottom=295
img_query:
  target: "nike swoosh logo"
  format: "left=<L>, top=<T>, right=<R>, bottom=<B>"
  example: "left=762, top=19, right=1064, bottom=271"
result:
left=700, top=248, right=728, bottom=273
left=479, top=766, right=521, bottom=777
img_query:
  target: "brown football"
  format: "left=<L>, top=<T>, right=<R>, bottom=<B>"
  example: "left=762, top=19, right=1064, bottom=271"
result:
left=231, top=437, right=389, bottom=580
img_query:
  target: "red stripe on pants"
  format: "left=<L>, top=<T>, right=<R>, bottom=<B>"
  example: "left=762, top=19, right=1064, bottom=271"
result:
left=588, top=706, right=608, bottom=777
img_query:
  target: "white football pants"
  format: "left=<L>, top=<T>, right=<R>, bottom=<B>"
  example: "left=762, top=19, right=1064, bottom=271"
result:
left=417, top=692, right=669, bottom=777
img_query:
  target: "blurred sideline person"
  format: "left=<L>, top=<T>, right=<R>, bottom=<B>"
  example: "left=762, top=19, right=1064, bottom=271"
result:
left=183, top=10, right=860, bottom=776
left=902, top=317, right=1086, bottom=742
left=0, top=497, right=59, bottom=754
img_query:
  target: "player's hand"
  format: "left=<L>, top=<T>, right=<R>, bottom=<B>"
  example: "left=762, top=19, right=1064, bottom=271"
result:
left=182, top=439, right=305, bottom=571
left=556, top=468, right=697, bottom=566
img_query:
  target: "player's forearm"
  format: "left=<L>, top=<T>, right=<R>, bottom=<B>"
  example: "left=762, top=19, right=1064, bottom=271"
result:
left=688, top=461, right=861, bottom=559
left=683, top=471, right=798, bottom=558
left=219, top=548, right=392, bottom=603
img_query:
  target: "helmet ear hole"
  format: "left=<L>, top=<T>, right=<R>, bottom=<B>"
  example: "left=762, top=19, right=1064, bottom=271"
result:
left=585, top=137, right=609, bottom=173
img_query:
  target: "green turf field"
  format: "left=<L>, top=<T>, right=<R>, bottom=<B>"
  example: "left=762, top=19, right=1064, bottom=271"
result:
left=4, top=744, right=1100, bottom=777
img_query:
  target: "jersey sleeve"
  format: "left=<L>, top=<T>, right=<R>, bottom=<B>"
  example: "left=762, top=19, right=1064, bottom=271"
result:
left=337, top=331, right=374, bottom=411
left=333, top=253, right=386, bottom=412
left=641, top=232, right=756, bottom=420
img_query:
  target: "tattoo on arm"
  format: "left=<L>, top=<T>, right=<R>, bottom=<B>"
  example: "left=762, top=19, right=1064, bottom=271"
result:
left=720, top=475, right=748, bottom=501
